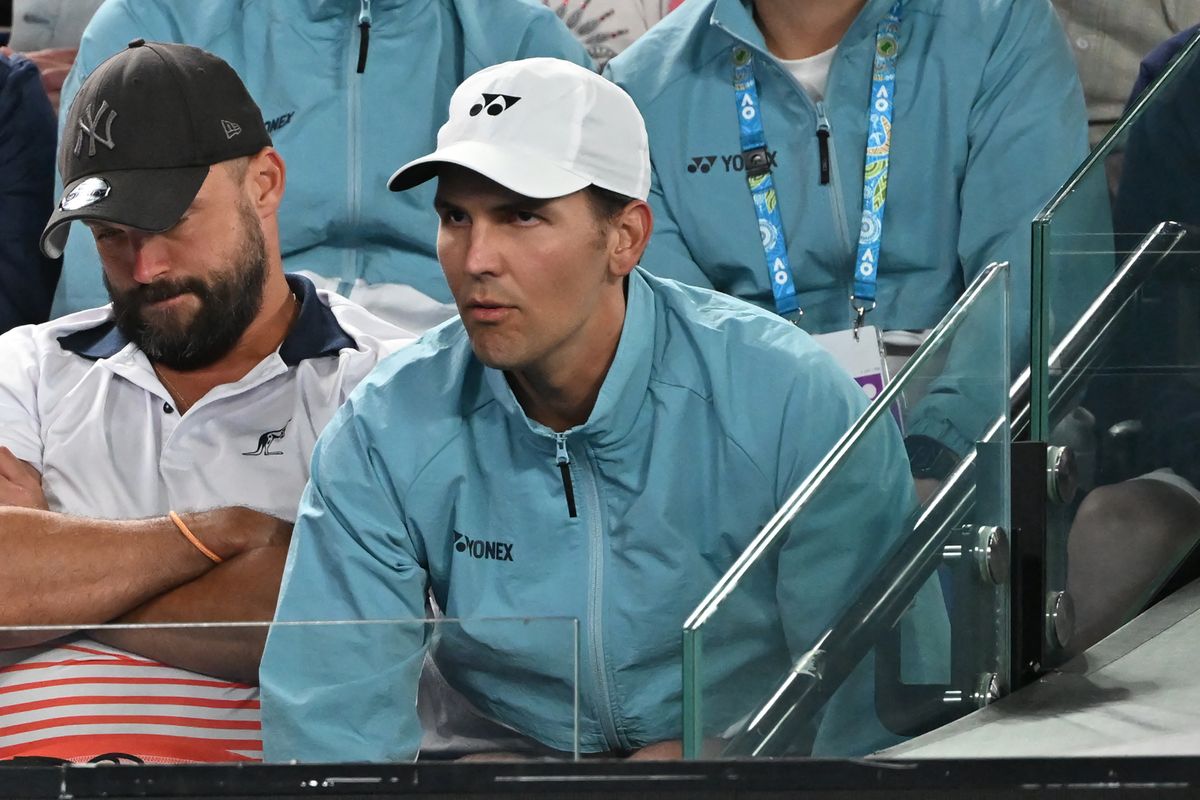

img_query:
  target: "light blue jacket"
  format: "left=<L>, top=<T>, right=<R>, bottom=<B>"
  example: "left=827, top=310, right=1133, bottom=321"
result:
left=605, top=0, right=1088, bottom=335
left=260, top=270, right=948, bottom=761
left=50, top=0, right=590, bottom=330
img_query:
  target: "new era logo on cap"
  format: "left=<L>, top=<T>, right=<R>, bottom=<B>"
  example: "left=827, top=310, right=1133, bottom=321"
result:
left=222, top=119, right=242, bottom=139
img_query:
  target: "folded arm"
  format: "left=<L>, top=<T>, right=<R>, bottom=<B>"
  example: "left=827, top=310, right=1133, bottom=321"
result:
left=89, top=545, right=290, bottom=684
left=0, top=498, right=290, bottom=650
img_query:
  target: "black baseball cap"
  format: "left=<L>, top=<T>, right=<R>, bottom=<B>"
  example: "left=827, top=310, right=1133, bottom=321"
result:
left=40, top=39, right=271, bottom=258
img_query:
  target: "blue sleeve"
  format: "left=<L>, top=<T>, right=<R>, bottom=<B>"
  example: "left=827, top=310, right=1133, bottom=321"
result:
left=958, top=0, right=1088, bottom=330
left=0, top=54, right=59, bottom=332
left=772, top=353, right=948, bottom=755
left=910, top=0, right=1107, bottom=455
left=460, top=0, right=593, bottom=71
left=260, top=404, right=429, bottom=763
left=511, top=0, right=595, bottom=69
left=637, top=159, right=715, bottom=288
left=601, top=59, right=713, bottom=289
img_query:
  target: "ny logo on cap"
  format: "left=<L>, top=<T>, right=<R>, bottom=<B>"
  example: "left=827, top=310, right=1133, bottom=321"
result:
left=74, top=100, right=117, bottom=157
left=469, top=93, right=521, bottom=117
left=222, top=119, right=242, bottom=139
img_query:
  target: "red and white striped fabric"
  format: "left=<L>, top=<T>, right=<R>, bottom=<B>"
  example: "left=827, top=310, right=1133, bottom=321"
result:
left=0, top=639, right=261, bottom=763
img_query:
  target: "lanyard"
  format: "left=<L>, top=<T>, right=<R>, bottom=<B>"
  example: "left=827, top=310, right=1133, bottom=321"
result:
left=733, top=1, right=902, bottom=327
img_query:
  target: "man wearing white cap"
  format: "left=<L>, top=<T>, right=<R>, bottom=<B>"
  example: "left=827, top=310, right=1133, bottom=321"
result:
left=261, top=58, right=943, bottom=762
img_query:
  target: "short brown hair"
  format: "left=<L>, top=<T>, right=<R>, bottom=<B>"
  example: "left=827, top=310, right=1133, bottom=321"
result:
left=585, top=185, right=635, bottom=222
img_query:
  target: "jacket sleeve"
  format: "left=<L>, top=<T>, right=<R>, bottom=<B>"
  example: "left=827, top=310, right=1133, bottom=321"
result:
left=453, top=0, right=593, bottom=78
left=772, top=351, right=948, bottom=755
left=958, top=0, right=1088, bottom=300
left=260, top=403, right=429, bottom=764
left=908, top=0, right=1108, bottom=456
left=637, top=159, right=715, bottom=288
left=0, top=54, right=59, bottom=333
left=50, top=0, right=171, bottom=317
left=600, top=56, right=714, bottom=289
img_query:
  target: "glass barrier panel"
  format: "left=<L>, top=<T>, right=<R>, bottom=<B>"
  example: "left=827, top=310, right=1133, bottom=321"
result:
left=0, top=618, right=578, bottom=764
left=1031, top=29, right=1200, bottom=663
left=682, top=264, right=1011, bottom=759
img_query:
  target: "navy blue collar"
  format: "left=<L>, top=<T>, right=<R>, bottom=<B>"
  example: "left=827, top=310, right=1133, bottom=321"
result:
left=58, top=274, right=356, bottom=366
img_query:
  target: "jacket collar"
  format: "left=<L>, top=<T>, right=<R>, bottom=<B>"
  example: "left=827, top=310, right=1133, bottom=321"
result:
left=710, top=0, right=899, bottom=56
left=58, top=274, right=355, bottom=366
left=304, top=0, right=419, bottom=21
left=483, top=268, right=656, bottom=449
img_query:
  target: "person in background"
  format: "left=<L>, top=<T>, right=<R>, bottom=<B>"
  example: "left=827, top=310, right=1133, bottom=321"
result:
left=4, top=0, right=105, bottom=110
left=1052, top=0, right=1200, bottom=149
left=542, top=0, right=682, bottom=69
left=49, top=0, right=590, bottom=332
left=0, top=41, right=411, bottom=763
left=260, top=57, right=946, bottom=763
left=605, top=0, right=1090, bottom=479
left=0, top=47, right=57, bottom=333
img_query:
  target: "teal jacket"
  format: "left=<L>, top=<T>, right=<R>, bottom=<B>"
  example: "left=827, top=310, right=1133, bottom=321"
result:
left=605, top=0, right=1087, bottom=335
left=50, top=0, right=590, bottom=330
left=260, top=269, right=948, bottom=761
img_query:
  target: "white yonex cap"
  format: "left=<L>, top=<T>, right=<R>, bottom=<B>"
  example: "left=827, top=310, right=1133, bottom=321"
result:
left=387, top=57, right=650, bottom=201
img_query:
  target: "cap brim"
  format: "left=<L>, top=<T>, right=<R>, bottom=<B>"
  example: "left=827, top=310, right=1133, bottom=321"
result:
left=40, top=165, right=210, bottom=258
left=387, top=140, right=591, bottom=199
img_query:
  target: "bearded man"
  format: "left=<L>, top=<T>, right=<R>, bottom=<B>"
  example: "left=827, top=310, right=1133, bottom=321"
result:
left=0, top=41, right=411, bottom=763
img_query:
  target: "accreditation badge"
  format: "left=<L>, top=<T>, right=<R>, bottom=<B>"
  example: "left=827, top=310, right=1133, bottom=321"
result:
left=811, top=325, right=889, bottom=405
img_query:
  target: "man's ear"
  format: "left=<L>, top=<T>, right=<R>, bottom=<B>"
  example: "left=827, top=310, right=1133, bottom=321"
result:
left=608, top=199, right=653, bottom=279
left=247, top=147, right=286, bottom=218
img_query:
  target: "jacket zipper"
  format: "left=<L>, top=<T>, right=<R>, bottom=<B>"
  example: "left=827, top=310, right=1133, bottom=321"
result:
left=576, top=446, right=624, bottom=751
left=816, top=101, right=853, bottom=257
left=554, top=433, right=578, bottom=518
left=342, top=11, right=364, bottom=297
left=816, top=117, right=831, bottom=185
left=356, top=0, right=372, bottom=73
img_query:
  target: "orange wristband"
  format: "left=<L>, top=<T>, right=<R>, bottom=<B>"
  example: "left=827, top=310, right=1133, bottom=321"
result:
left=169, top=511, right=224, bottom=564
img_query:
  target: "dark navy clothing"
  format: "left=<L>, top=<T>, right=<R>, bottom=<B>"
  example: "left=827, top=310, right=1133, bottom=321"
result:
left=0, top=52, right=59, bottom=333
left=1129, top=25, right=1200, bottom=105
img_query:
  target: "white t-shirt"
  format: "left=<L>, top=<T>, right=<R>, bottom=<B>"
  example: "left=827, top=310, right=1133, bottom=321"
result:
left=778, top=44, right=839, bottom=102
left=0, top=275, right=415, bottom=764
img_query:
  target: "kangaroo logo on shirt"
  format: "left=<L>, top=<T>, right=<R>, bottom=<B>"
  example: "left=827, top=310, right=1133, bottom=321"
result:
left=242, top=419, right=290, bottom=456
left=453, top=532, right=514, bottom=562
left=469, top=93, right=521, bottom=117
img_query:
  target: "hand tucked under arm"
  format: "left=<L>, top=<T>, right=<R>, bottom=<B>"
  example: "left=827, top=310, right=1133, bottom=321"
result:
left=90, top=545, right=290, bottom=685
left=0, top=447, right=48, bottom=510
left=0, top=506, right=290, bottom=649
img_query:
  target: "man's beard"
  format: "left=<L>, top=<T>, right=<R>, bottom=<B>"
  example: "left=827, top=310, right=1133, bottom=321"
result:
left=106, top=203, right=269, bottom=371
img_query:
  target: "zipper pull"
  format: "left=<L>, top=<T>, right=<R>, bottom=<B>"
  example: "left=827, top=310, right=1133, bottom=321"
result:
left=816, top=102, right=831, bottom=186
left=554, top=433, right=578, bottom=519
left=356, top=0, right=372, bottom=74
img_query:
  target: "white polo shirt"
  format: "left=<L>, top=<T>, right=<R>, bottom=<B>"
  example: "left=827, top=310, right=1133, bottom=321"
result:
left=0, top=274, right=414, bottom=763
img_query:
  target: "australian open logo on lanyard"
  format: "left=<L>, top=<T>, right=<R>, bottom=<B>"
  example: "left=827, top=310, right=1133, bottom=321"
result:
left=733, top=1, right=902, bottom=330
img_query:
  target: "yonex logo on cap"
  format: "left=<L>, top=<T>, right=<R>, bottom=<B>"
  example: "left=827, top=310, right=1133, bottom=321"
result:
left=468, top=93, right=521, bottom=117
left=75, top=100, right=117, bottom=157
left=221, top=120, right=243, bottom=139
left=453, top=532, right=515, bottom=562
